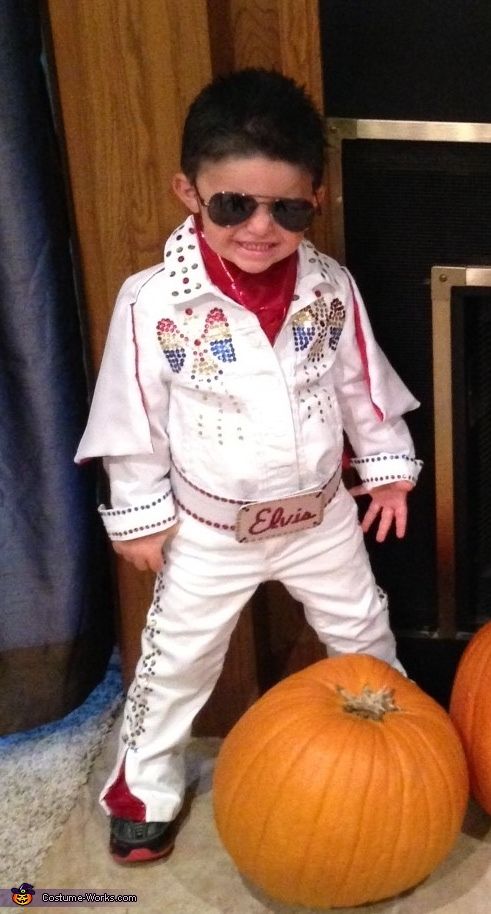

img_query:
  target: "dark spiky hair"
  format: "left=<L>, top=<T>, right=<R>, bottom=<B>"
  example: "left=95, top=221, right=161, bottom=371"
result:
left=180, top=68, right=325, bottom=189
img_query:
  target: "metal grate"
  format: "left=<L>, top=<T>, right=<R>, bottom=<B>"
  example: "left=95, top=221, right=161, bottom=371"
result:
left=455, top=290, right=491, bottom=627
left=339, top=138, right=491, bottom=633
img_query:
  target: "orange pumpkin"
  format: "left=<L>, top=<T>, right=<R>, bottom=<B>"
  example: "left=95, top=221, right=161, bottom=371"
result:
left=213, top=654, right=468, bottom=909
left=450, top=620, right=491, bottom=814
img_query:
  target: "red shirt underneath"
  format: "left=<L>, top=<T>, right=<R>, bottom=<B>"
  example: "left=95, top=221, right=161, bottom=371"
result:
left=196, top=221, right=298, bottom=344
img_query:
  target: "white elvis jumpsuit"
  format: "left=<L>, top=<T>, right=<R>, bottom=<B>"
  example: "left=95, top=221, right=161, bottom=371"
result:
left=76, top=215, right=423, bottom=822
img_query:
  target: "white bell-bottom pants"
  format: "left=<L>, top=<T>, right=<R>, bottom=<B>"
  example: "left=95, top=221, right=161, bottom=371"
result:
left=101, top=484, right=403, bottom=821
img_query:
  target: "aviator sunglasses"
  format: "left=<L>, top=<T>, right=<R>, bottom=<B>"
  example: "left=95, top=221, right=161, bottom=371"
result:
left=194, top=187, right=319, bottom=232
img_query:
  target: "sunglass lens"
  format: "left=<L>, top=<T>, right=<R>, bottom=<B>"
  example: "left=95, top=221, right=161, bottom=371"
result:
left=207, top=193, right=257, bottom=226
left=272, top=199, right=315, bottom=231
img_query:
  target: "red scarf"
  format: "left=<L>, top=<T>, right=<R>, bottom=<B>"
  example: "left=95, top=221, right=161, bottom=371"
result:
left=196, top=219, right=297, bottom=344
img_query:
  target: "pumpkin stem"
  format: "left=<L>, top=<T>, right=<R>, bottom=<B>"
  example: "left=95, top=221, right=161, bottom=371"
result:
left=337, top=685, right=401, bottom=721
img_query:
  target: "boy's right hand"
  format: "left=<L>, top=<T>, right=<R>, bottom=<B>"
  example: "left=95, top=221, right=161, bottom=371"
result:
left=112, top=523, right=179, bottom=573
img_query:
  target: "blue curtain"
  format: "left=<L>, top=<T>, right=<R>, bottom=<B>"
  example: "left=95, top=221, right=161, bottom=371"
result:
left=0, top=0, right=114, bottom=733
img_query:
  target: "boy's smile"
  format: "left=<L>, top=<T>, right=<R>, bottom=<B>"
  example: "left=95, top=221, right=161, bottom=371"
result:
left=173, top=156, right=323, bottom=274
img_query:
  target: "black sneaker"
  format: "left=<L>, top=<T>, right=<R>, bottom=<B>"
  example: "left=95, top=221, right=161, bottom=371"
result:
left=109, top=817, right=175, bottom=864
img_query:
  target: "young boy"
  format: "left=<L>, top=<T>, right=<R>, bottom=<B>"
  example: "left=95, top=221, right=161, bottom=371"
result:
left=76, top=68, right=422, bottom=863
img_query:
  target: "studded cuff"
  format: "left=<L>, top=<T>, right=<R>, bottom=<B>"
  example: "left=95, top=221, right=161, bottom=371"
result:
left=99, top=489, right=177, bottom=540
left=350, top=453, right=423, bottom=490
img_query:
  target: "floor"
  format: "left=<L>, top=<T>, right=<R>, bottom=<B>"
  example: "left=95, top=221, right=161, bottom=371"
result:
left=37, top=711, right=491, bottom=914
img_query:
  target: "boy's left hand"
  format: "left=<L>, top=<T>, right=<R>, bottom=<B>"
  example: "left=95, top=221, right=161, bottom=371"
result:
left=348, top=480, right=414, bottom=543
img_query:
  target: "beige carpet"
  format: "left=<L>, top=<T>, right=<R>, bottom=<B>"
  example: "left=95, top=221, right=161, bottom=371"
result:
left=0, top=659, right=123, bottom=887
left=36, top=711, right=491, bottom=914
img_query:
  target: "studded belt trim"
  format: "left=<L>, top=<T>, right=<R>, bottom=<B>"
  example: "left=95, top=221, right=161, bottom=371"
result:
left=170, top=462, right=342, bottom=538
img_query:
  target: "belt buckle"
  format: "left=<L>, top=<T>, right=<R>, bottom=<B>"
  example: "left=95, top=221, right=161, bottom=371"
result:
left=235, top=489, right=325, bottom=543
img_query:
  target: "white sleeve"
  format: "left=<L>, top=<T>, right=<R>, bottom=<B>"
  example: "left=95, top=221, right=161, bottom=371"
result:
left=75, top=277, right=177, bottom=539
left=334, top=269, right=423, bottom=489
left=99, top=454, right=176, bottom=541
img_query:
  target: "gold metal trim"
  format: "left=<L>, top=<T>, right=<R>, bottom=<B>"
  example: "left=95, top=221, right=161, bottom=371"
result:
left=431, top=266, right=491, bottom=636
left=326, top=123, right=346, bottom=263
left=327, top=118, right=491, bottom=144
left=431, top=267, right=466, bottom=637
left=326, top=118, right=491, bottom=263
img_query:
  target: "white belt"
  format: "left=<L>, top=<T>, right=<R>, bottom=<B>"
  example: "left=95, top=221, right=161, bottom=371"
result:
left=170, top=463, right=342, bottom=542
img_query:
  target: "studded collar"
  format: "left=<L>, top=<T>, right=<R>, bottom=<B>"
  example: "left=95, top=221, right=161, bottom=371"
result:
left=162, top=215, right=336, bottom=312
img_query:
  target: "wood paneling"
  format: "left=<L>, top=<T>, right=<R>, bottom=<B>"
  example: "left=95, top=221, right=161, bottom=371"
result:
left=46, top=0, right=212, bottom=366
left=207, top=0, right=281, bottom=73
left=277, top=0, right=330, bottom=253
left=45, top=0, right=329, bottom=733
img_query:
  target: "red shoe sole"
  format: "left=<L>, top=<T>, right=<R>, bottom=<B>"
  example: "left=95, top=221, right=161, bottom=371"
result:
left=111, top=841, right=174, bottom=865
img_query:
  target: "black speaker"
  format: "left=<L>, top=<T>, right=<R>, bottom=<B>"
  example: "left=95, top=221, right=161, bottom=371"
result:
left=340, top=139, right=491, bottom=632
left=452, top=287, right=491, bottom=630
left=319, top=0, right=491, bottom=122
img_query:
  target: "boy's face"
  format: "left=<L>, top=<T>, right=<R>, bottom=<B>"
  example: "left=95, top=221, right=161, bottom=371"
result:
left=173, top=156, right=323, bottom=274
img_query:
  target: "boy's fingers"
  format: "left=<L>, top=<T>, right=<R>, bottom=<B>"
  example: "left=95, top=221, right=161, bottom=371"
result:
left=112, top=541, right=165, bottom=573
left=149, top=554, right=165, bottom=573
left=375, top=507, right=395, bottom=543
left=148, top=543, right=166, bottom=573
left=395, top=505, right=408, bottom=539
left=361, top=515, right=373, bottom=533
left=360, top=502, right=380, bottom=532
left=133, top=556, right=148, bottom=571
